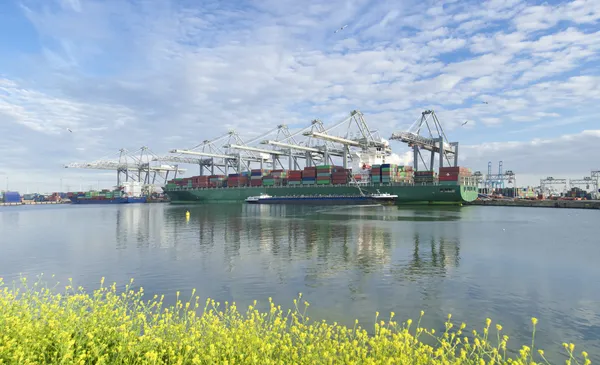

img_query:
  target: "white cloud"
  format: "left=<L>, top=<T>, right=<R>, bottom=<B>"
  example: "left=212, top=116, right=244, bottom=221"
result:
left=1, top=0, right=599, bottom=191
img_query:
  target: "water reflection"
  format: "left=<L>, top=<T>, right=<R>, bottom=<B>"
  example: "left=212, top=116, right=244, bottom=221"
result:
left=1, top=204, right=599, bottom=363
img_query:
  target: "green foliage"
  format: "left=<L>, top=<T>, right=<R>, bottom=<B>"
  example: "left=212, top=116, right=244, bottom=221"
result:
left=0, top=276, right=591, bottom=364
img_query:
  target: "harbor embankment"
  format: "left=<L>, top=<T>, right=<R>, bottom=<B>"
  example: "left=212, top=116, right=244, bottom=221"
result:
left=467, top=199, right=600, bottom=209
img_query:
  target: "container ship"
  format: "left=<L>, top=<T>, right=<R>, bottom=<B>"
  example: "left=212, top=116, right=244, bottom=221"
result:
left=163, top=164, right=479, bottom=205
left=70, top=182, right=147, bottom=205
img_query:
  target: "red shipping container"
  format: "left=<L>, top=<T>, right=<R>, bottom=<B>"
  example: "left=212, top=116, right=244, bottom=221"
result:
left=439, top=175, right=459, bottom=181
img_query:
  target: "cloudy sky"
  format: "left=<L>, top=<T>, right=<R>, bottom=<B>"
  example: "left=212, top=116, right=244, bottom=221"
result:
left=1, top=0, right=599, bottom=192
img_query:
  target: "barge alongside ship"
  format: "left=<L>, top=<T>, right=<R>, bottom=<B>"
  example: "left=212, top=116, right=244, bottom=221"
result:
left=244, top=192, right=398, bottom=205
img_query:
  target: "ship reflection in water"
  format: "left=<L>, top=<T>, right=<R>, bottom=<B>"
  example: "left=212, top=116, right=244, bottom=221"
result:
left=1, top=203, right=599, bottom=362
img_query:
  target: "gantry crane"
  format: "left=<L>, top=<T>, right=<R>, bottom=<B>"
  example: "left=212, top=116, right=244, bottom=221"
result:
left=302, top=110, right=392, bottom=168
left=540, top=177, right=567, bottom=197
left=65, top=147, right=185, bottom=187
left=592, top=170, right=600, bottom=194
left=168, top=131, right=272, bottom=175
left=167, top=110, right=394, bottom=175
left=569, top=176, right=598, bottom=193
left=389, top=110, right=458, bottom=171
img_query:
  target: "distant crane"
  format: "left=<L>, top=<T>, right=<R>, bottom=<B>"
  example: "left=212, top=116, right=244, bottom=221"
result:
left=483, top=161, right=517, bottom=195
left=65, top=147, right=185, bottom=188
left=569, top=176, right=598, bottom=194
left=540, top=177, right=567, bottom=197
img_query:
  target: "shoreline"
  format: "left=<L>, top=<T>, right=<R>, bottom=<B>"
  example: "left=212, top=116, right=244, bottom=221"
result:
left=466, top=199, right=600, bottom=209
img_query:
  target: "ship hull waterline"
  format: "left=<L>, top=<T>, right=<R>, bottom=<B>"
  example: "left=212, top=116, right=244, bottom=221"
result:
left=70, top=196, right=148, bottom=205
left=164, top=184, right=477, bottom=205
left=246, top=196, right=397, bottom=205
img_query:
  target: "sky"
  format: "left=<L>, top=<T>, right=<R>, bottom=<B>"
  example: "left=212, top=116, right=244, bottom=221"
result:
left=1, top=0, right=599, bottom=192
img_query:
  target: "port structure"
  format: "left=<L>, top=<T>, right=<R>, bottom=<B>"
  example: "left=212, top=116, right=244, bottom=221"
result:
left=166, top=110, right=393, bottom=174
left=167, top=126, right=325, bottom=175
left=163, top=131, right=275, bottom=176
left=259, top=110, right=391, bottom=170
left=592, top=170, right=600, bottom=192
left=389, top=110, right=458, bottom=171
left=65, top=147, right=185, bottom=188
left=569, top=176, right=598, bottom=194
left=540, top=177, right=568, bottom=197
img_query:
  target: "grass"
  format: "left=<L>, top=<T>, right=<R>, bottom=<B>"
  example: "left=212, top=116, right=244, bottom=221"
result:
left=0, top=276, right=591, bottom=365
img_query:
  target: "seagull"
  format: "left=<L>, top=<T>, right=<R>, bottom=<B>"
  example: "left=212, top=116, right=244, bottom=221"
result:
left=462, top=121, right=469, bottom=126
left=482, top=101, right=489, bottom=104
left=67, top=128, right=73, bottom=133
left=334, top=25, right=348, bottom=33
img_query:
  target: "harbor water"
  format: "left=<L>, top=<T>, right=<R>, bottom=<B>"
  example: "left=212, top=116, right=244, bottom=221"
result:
left=0, top=203, right=598, bottom=362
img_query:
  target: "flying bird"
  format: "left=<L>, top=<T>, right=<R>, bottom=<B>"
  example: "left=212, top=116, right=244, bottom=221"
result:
left=334, top=25, right=348, bottom=33
left=462, top=121, right=469, bottom=126
left=67, top=128, right=73, bottom=133
left=482, top=101, right=489, bottom=104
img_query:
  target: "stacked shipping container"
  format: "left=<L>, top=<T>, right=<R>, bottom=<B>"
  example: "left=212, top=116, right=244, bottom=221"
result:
left=414, top=171, right=436, bottom=184
left=288, top=170, right=302, bottom=185
left=251, top=169, right=268, bottom=187
left=371, top=165, right=382, bottom=183
left=331, top=166, right=350, bottom=185
left=263, top=170, right=285, bottom=186
left=302, top=167, right=316, bottom=185
left=227, top=174, right=248, bottom=187
left=164, top=164, right=479, bottom=190
left=438, top=167, right=472, bottom=185
left=316, top=165, right=332, bottom=185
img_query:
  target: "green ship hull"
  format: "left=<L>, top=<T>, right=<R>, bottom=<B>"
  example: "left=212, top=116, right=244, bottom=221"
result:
left=164, top=183, right=478, bottom=205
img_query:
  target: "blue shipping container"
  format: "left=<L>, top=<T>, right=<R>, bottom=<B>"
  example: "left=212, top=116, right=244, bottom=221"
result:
left=3, top=191, right=21, bottom=203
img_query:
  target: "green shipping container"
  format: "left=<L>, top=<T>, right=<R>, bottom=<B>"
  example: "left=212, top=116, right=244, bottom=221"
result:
left=439, top=181, right=458, bottom=186
left=317, top=180, right=331, bottom=185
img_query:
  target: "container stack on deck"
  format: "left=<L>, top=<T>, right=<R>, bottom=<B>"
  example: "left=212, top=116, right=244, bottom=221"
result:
left=332, top=166, right=350, bottom=185
left=316, top=165, right=332, bottom=185
left=250, top=169, right=268, bottom=187
left=370, top=165, right=382, bottom=183
left=302, top=167, right=316, bottom=185
left=164, top=163, right=483, bottom=190
left=209, top=175, right=226, bottom=188
left=193, top=176, right=210, bottom=188
left=414, top=171, right=436, bottom=184
left=263, top=170, right=285, bottom=187
left=288, top=170, right=302, bottom=186
left=227, top=173, right=248, bottom=187
left=396, top=166, right=414, bottom=183
left=438, top=167, right=471, bottom=185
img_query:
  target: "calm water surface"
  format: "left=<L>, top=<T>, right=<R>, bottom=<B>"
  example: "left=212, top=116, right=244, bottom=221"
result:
left=1, top=203, right=599, bottom=362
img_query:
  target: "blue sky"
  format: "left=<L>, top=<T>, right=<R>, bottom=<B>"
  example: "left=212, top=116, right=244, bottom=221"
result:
left=1, top=0, right=599, bottom=191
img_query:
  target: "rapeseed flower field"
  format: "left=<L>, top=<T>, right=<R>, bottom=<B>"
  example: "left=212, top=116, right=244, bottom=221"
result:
left=0, top=277, right=591, bottom=364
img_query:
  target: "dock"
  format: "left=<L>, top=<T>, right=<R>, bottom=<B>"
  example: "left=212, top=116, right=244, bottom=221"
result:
left=466, top=199, right=600, bottom=210
left=1, top=201, right=69, bottom=207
